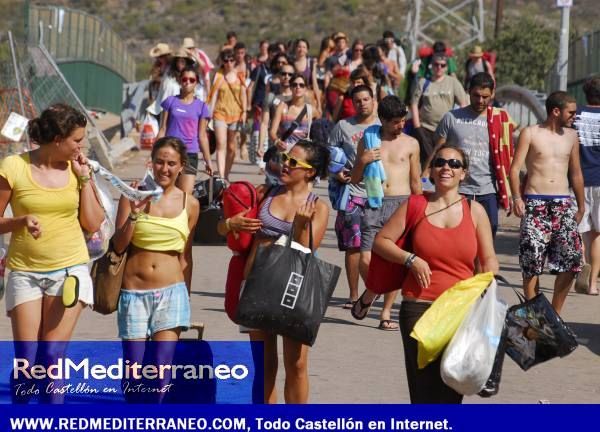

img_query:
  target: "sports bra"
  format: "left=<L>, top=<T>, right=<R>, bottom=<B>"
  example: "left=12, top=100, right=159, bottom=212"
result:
left=131, top=193, right=190, bottom=253
left=258, top=186, right=317, bottom=239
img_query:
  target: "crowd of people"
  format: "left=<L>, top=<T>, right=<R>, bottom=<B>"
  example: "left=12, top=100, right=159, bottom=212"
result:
left=1, top=28, right=599, bottom=405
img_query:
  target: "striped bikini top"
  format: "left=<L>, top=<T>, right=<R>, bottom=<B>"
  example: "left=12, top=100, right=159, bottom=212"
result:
left=257, top=186, right=317, bottom=239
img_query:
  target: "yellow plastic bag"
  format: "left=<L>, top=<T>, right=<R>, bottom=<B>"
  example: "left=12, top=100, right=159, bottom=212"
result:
left=410, top=272, right=494, bottom=369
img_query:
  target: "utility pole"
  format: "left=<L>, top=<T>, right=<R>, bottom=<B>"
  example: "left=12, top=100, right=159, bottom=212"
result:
left=556, top=0, right=572, bottom=91
left=494, top=0, right=504, bottom=39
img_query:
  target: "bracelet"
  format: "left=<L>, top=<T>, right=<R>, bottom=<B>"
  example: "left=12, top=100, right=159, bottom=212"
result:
left=128, top=212, right=140, bottom=222
left=512, top=195, right=523, bottom=202
left=78, top=175, right=90, bottom=184
left=225, top=218, right=232, bottom=232
left=404, top=253, right=417, bottom=269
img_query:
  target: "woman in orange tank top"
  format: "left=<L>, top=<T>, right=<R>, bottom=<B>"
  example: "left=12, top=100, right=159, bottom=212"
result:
left=374, top=144, right=498, bottom=403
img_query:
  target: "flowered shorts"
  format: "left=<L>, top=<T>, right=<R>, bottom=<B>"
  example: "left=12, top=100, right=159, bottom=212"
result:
left=334, top=196, right=366, bottom=251
left=519, top=197, right=583, bottom=279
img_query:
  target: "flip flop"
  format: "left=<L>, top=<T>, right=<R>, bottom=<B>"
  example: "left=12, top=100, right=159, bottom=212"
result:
left=574, top=264, right=591, bottom=294
left=351, top=290, right=377, bottom=320
left=378, top=319, right=399, bottom=331
left=588, top=287, right=599, bottom=296
left=342, top=300, right=356, bottom=310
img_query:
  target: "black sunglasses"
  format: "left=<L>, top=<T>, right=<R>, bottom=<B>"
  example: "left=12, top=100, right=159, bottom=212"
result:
left=291, top=82, right=306, bottom=88
left=280, top=72, right=293, bottom=77
left=433, top=157, right=464, bottom=169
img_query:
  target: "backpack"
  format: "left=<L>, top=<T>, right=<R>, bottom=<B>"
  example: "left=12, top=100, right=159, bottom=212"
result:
left=309, top=118, right=335, bottom=146
left=222, top=181, right=259, bottom=252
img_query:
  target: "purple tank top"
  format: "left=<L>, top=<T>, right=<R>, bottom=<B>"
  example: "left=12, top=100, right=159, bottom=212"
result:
left=258, top=186, right=317, bottom=239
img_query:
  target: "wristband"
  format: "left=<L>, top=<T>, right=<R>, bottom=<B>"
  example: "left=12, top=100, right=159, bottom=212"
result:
left=128, top=212, right=140, bottom=222
left=404, top=253, right=417, bottom=269
left=225, top=218, right=232, bottom=232
left=512, top=195, right=522, bottom=202
left=78, top=175, right=91, bottom=184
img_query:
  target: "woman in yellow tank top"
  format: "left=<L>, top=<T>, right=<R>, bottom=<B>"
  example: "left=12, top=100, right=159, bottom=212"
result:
left=209, top=49, right=247, bottom=180
left=112, top=137, right=200, bottom=345
left=0, top=104, right=104, bottom=402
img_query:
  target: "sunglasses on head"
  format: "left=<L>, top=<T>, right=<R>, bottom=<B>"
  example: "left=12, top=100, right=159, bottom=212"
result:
left=291, top=82, right=306, bottom=89
left=433, top=157, right=464, bottom=169
left=280, top=72, right=294, bottom=77
left=433, top=62, right=447, bottom=68
left=282, top=152, right=313, bottom=169
left=181, top=77, right=197, bottom=84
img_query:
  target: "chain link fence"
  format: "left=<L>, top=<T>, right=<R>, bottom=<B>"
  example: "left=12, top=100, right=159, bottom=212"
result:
left=0, top=31, right=113, bottom=169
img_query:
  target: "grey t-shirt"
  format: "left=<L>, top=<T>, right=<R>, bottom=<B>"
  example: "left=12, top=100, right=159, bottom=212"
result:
left=329, top=116, right=381, bottom=197
left=436, top=107, right=496, bottom=196
left=411, top=75, right=466, bottom=132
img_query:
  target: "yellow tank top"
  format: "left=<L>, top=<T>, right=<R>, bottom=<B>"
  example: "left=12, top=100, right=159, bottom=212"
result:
left=213, top=76, right=244, bottom=123
left=0, top=153, right=89, bottom=271
left=131, top=194, right=190, bottom=253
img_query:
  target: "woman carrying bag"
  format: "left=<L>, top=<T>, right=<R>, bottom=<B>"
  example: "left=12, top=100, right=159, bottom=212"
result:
left=372, top=145, right=498, bottom=403
left=0, top=104, right=103, bottom=402
left=112, top=137, right=199, bottom=343
left=221, top=139, right=330, bottom=404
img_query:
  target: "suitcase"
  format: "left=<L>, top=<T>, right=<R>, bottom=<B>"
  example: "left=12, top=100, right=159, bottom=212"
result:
left=193, top=176, right=226, bottom=245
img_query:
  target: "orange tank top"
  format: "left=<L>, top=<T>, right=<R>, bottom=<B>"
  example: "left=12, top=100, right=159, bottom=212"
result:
left=402, top=199, right=477, bottom=301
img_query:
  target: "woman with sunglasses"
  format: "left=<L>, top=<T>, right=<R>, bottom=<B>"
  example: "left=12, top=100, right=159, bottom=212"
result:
left=222, top=139, right=330, bottom=403
left=372, top=144, right=498, bottom=403
left=158, top=67, right=213, bottom=193
left=148, top=48, right=194, bottom=117
left=270, top=74, right=316, bottom=152
left=293, top=39, right=322, bottom=116
left=209, top=49, right=247, bottom=180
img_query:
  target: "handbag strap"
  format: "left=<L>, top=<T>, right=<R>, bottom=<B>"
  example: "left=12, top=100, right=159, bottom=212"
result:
left=280, top=104, right=308, bottom=142
left=285, top=216, right=315, bottom=252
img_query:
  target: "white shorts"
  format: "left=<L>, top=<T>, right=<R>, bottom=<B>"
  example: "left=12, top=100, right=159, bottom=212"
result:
left=5, top=264, right=93, bottom=315
left=579, top=186, right=600, bottom=233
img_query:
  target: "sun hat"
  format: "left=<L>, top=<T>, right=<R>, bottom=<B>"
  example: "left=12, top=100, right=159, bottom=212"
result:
left=469, top=45, right=484, bottom=58
left=149, top=43, right=171, bottom=58
left=183, top=37, right=195, bottom=49
left=333, top=32, right=348, bottom=41
left=172, top=47, right=192, bottom=59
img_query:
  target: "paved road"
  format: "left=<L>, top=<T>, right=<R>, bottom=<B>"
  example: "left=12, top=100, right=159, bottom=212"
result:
left=1, top=150, right=598, bottom=403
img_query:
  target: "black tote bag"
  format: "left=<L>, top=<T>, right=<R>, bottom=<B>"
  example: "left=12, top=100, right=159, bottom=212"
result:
left=235, top=223, right=341, bottom=346
left=504, top=290, right=578, bottom=371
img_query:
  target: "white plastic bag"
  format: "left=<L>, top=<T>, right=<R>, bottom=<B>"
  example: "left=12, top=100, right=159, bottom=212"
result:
left=140, top=113, right=159, bottom=149
left=441, top=279, right=508, bottom=395
left=84, top=172, right=116, bottom=260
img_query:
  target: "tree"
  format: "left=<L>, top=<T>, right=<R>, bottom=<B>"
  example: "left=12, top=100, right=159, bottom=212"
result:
left=488, top=16, right=558, bottom=91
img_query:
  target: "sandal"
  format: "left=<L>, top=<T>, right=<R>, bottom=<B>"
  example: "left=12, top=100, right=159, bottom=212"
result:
left=351, top=290, right=377, bottom=320
left=574, top=264, right=591, bottom=294
left=378, top=319, right=399, bottom=331
left=342, top=300, right=356, bottom=310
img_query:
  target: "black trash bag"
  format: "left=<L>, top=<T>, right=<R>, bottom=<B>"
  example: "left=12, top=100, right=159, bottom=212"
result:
left=504, top=292, right=578, bottom=371
left=193, top=176, right=226, bottom=244
left=236, top=223, right=341, bottom=346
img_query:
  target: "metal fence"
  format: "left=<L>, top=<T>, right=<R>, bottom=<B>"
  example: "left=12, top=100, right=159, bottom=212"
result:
left=0, top=31, right=113, bottom=169
left=27, top=4, right=136, bottom=83
left=547, top=30, right=600, bottom=103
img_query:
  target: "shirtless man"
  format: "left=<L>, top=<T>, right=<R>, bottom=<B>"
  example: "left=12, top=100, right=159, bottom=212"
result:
left=350, top=95, right=421, bottom=330
left=509, top=91, right=584, bottom=314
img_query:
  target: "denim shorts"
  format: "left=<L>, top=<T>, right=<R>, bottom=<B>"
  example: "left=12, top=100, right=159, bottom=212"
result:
left=5, top=264, right=93, bottom=315
left=117, top=282, right=190, bottom=339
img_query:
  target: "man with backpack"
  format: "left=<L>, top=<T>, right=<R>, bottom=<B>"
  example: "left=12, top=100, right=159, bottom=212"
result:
left=328, top=85, right=380, bottom=309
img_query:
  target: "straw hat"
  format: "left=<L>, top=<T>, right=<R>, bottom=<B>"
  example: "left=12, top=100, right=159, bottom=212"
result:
left=182, top=37, right=195, bottom=49
left=469, top=45, right=484, bottom=58
left=172, top=47, right=192, bottom=59
left=149, top=43, right=171, bottom=58
left=333, top=32, right=348, bottom=41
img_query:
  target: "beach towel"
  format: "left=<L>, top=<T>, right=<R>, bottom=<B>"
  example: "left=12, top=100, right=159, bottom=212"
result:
left=363, top=125, right=386, bottom=208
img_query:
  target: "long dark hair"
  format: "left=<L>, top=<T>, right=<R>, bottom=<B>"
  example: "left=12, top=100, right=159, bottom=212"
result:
left=293, top=139, right=330, bottom=181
